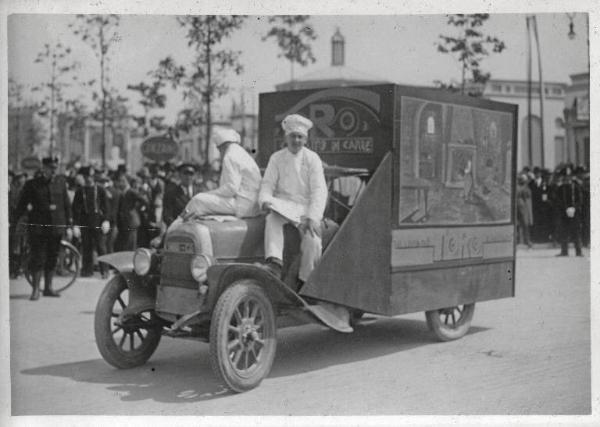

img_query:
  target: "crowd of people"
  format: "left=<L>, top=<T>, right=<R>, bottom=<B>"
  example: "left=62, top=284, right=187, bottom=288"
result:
left=8, top=115, right=330, bottom=302
left=515, top=163, right=590, bottom=256
left=8, top=116, right=590, bottom=303
left=9, top=151, right=221, bottom=280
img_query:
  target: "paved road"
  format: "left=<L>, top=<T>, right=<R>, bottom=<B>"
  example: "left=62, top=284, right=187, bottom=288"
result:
left=8, top=248, right=591, bottom=416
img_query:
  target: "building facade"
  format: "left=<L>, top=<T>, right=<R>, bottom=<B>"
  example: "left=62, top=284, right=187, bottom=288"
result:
left=475, top=78, right=567, bottom=170
left=563, top=72, right=589, bottom=168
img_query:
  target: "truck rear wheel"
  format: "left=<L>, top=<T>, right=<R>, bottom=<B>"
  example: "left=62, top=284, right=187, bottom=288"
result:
left=94, top=274, right=162, bottom=368
left=425, top=303, right=475, bottom=341
left=209, top=280, right=277, bottom=392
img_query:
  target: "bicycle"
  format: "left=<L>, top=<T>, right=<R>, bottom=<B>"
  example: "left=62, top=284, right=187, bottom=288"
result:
left=20, top=230, right=82, bottom=294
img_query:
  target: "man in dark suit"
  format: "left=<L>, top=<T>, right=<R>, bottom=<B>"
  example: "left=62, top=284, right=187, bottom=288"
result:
left=554, top=164, right=584, bottom=257
left=115, top=174, right=149, bottom=251
left=72, top=166, right=110, bottom=277
left=14, top=156, right=72, bottom=300
left=163, top=163, right=200, bottom=226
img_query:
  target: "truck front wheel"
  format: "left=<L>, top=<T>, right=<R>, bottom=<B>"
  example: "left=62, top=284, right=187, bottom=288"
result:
left=209, top=280, right=277, bottom=392
left=94, top=274, right=162, bottom=368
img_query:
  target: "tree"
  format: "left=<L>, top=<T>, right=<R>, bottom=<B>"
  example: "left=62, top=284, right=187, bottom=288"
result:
left=70, top=14, right=121, bottom=166
left=152, top=15, right=246, bottom=163
left=436, top=14, right=506, bottom=96
left=127, top=80, right=167, bottom=136
left=8, top=77, right=46, bottom=166
left=262, top=15, right=317, bottom=82
left=31, top=41, right=81, bottom=155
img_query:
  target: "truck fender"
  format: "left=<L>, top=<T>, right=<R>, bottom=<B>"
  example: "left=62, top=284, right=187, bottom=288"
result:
left=98, top=251, right=135, bottom=273
left=206, top=263, right=303, bottom=309
left=108, top=272, right=157, bottom=317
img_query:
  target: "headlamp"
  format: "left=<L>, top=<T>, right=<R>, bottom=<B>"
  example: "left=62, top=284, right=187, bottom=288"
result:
left=133, top=248, right=153, bottom=276
left=190, top=254, right=212, bottom=282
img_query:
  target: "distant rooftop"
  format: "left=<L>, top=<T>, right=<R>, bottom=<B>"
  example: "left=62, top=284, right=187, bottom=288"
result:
left=276, top=27, right=389, bottom=91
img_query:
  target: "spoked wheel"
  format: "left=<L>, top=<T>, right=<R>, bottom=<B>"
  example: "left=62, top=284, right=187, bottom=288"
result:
left=209, top=280, right=276, bottom=393
left=23, top=240, right=81, bottom=294
left=94, top=274, right=162, bottom=368
left=425, top=303, right=475, bottom=342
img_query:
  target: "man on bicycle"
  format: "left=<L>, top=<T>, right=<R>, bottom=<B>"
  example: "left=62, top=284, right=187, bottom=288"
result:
left=14, top=156, right=72, bottom=300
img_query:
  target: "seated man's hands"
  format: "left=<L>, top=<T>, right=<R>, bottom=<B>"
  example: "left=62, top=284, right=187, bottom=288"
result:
left=262, top=201, right=273, bottom=211
left=299, top=217, right=320, bottom=238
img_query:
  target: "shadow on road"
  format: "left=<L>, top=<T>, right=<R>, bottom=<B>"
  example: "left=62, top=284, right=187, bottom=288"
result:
left=20, top=317, right=488, bottom=404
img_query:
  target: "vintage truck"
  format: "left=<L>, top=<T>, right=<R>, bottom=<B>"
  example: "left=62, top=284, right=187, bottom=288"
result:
left=95, top=84, right=517, bottom=392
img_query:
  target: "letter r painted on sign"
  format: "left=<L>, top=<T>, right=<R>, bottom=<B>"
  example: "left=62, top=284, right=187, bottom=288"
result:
left=310, top=104, right=336, bottom=137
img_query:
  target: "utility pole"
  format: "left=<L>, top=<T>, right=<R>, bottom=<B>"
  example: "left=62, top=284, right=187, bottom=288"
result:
left=532, top=15, right=545, bottom=168
left=526, top=16, right=533, bottom=168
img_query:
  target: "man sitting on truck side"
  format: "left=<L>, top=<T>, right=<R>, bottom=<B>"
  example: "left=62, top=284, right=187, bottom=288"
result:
left=179, top=127, right=261, bottom=220
left=259, top=114, right=328, bottom=285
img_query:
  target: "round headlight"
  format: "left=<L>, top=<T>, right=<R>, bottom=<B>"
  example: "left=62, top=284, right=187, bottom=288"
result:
left=190, top=254, right=211, bottom=282
left=133, top=248, right=152, bottom=276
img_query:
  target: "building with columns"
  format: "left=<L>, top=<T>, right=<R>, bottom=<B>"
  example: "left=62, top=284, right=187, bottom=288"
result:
left=563, top=72, right=589, bottom=168
left=472, top=78, right=568, bottom=170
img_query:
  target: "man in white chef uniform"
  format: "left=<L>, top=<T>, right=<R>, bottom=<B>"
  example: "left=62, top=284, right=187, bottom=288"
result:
left=259, top=114, right=328, bottom=286
left=180, top=127, right=261, bottom=220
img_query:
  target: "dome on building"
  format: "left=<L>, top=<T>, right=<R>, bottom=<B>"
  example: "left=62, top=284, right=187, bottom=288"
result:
left=275, top=28, right=389, bottom=91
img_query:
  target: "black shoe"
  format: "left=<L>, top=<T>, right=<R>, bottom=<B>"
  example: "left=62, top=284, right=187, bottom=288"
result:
left=43, top=289, right=60, bottom=297
left=555, top=253, right=568, bottom=257
left=262, top=257, right=282, bottom=279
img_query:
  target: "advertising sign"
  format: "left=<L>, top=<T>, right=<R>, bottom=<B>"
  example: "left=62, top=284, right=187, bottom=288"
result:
left=259, top=86, right=393, bottom=170
left=21, top=156, right=41, bottom=170
left=141, top=135, right=178, bottom=162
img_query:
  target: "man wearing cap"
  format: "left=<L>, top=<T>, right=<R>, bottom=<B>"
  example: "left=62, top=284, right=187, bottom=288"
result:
left=180, top=127, right=261, bottom=220
left=259, top=114, right=328, bottom=285
left=14, top=156, right=72, bottom=300
left=72, top=166, right=110, bottom=277
left=163, top=163, right=201, bottom=226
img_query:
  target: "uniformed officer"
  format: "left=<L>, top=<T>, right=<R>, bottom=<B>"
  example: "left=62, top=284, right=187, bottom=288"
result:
left=14, top=156, right=72, bottom=300
left=554, top=164, right=584, bottom=257
left=163, top=163, right=200, bottom=227
left=72, top=166, right=110, bottom=277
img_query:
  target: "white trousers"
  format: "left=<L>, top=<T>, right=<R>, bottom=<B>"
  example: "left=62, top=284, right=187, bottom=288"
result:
left=186, top=193, right=259, bottom=218
left=264, top=211, right=322, bottom=282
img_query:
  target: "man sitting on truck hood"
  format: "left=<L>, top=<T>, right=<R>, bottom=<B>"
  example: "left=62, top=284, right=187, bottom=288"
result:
left=259, top=114, right=328, bottom=285
left=180, top=128, right=261, bottom=220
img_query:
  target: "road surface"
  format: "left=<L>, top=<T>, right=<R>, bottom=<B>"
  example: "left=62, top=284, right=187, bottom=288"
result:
left=8, top=248, right=591, bottom=416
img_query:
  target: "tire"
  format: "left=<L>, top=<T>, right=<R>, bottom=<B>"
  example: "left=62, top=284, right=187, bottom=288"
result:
left=24, top=240, right=80, bottom=294
left=94, top=274, right=162, bottom=369
left=425, top=303, right=475, bottom=342
left=209, top=280, right=277, bottom=392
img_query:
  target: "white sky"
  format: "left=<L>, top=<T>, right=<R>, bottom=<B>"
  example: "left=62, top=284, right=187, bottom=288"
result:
left=6, top=11, right=589, bottom=123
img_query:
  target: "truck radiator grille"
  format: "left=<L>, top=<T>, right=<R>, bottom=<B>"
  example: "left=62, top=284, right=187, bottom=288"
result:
left=160, top=237, right=197, bottom=289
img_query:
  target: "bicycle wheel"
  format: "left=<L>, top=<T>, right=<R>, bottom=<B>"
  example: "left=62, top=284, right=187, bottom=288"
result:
left=53, top=240, right=81, bottom=293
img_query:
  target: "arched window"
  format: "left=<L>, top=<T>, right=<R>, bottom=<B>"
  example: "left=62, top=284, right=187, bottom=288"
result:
left=490, top=122, right=497, bottom=139
left=427, top=116, right=435, bottom=134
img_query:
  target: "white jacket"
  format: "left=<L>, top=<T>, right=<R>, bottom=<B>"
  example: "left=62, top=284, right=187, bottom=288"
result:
left=209, top=143, right=261, bottom=203
left=259, top=147, right=328, bottom=222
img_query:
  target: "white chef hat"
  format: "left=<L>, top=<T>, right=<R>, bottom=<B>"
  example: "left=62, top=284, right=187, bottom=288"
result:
left=212, top=127, right=241, bottom=146
left=281, top=114, right=313, bottom=136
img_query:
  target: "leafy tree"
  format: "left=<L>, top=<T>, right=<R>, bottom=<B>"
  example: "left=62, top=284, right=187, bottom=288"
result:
left=127, top=80, right=167, bottom=136
left=436, top=14, right=506, bottom=96
left=70, top=14, right=121, bottom=166
left=262, top=15, right=317, bottom=81
left=31, top=41, right=81, bottom=154
left=151, top=15, right=246, bottom=163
